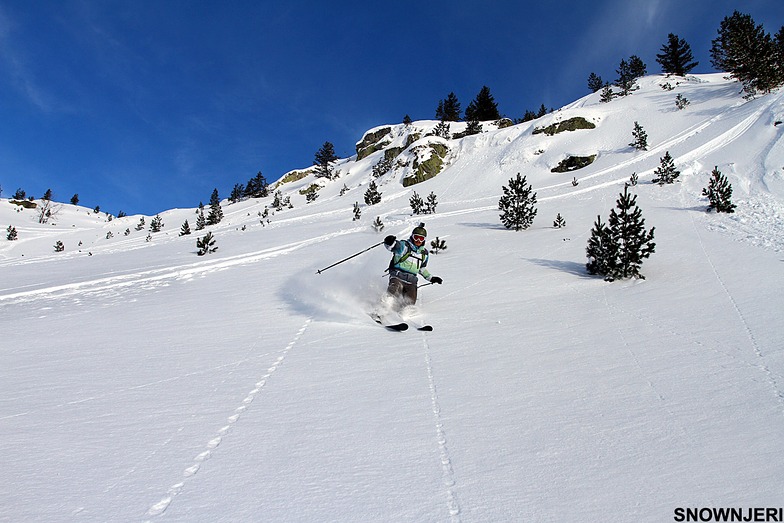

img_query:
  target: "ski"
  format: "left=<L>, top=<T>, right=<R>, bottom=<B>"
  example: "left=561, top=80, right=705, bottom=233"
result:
left=417, top=325, right=433, bottom=331
left=384, top=322, right=409, bottom=332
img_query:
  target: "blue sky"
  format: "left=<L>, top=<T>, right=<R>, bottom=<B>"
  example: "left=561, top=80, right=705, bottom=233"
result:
left=1, top=1, right=782, bottom=216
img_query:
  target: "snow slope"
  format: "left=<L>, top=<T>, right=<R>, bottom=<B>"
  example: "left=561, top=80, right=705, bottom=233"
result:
left=2, top=73, right=784, bottom=522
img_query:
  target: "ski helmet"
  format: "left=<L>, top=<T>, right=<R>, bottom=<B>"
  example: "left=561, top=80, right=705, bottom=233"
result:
left=411, top=223, right=427, bottom=245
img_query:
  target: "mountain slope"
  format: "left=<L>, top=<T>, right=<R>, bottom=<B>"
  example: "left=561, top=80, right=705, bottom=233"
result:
left=2, top=74, right=784, bottom=522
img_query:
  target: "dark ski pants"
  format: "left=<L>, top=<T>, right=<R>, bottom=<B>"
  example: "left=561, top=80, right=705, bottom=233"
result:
left=387, top=276, right=418, bottom=307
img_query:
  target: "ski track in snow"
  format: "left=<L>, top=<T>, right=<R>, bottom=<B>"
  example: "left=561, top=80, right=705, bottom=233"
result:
left=143, top=318, right=311, bottom=520
left=421, top=334, right=461, bottom=522
left=0, top=229, right=359, bottom=304
left=683, top=196, right=784, bottom=410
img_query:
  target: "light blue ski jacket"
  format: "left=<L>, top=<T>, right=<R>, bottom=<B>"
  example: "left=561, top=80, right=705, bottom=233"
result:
left=386, top=238, right=433, bottom=282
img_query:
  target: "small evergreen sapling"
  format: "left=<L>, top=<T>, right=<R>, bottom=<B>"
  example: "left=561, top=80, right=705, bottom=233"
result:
left=499, top=173, right=537, bottom=231
left=372, top=217, right=384, bottom=232
left=425, top=192, right=438, bottom=214
left=702, top=166, right=737, bottom=213
left=629, top=121, right=648, bottom=150
left=553, top=213, right=566, bottom=228
left=430, top=237, right=447, bottom=254
left=180, top=220, right=192, bottom=236
left=54, top=240, right=64, bottom=252
left=7, top=225, right=18, bottom=240
left=196, top=232, right=218, bottom=256
left=410, top=191, right=424, bottom=214
left=651, top=151, right=680, bottom=185
left=352, top=202, right=361, bottom=221
left=364, top=181, right=381, bottom=206
left=149, top=215, right=164, bottom=233
left=675, top=93, right=690, bottom=110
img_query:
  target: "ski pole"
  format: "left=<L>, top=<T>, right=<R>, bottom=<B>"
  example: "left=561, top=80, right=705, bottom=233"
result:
left=418, top=282, right=435, bottom=289
left=316, top=241, right=384, bottom=274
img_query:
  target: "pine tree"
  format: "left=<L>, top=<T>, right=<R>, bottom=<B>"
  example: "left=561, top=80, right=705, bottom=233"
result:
left=245, top=171, right=269, bottom=198
left=410, top=191, right=424, bottom=214
left=314, top=141, right=339, bottom=180
left=588, top=72, right=605, bottom=92
left=364, top=181, right=381, bottom=206
left=652, top=151, right=680, bottom=185
left=195, top=208, right=206, bottom=230
left=435, top=92, right=461, bottom=121
left=43, top=188, right=53, bottom=200
left=433, top=121, right=451, bottom=139
left=425, top=192, right=438, bottom=214
left=656, top=33, right=699, bottom=76
left=7, top=225, right=18, bottom=240
left=586, top=215, right=615, bottom=278
left=403, top=114, right=412, bottom=125
left=430, top=237, right=447, bottom=254
left=616, top=56, right=646, bottom=95
left=498, top=173, right=537, bottom=231
left=629, top=121, right=648, bottom=150
left=196, top=232, right=218, bottom=256
left=600, top=85, right=615, bottom=103
left=607, top=186, right=656, bottom=280
left=149, top=215, right=164, bottom=233
left=587, top=186, right=656, bottom=281
left=710, top=11, right=783, bottom=94
left=464, top=86, right=501, bottom=121
left=464, top=119, right=482, bottom=136
left=70, top=194, right=79, bottom=205
left=352, top=202, right=361, bottom=221
left=675, top=93, right=690, bottom=110
left=702, top=166, right=737, bottom=213
left=180, top=220, right=192, bottom=236
left=553, top=213, right=566, bottom=228
left=229, top=183, right=245, bottom=203
left=207, top=189, right=223, bottom=225
left=372, top=216, right=384, bottom=232
left=54, top=240, right=64, bottom=252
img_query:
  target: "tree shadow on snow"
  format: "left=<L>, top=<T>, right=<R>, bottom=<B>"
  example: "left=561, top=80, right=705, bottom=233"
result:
left=526, top=258, right=595, bottom=279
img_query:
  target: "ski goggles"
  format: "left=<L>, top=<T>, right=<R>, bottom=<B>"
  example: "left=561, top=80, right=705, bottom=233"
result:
left=412, top=234, right=426, bottom=243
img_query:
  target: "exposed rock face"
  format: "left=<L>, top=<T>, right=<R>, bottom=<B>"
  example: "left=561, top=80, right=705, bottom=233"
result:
left=551, top=154, right=597, bottom=173
left=533, top=117, right=596, bottom=136
left=356, top=127, right=393, bottom=160
left=403, top=142, right=450, bottom=187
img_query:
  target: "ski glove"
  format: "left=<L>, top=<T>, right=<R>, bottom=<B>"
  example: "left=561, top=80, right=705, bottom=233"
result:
left=430, top=276, right=443, bottom=284
left=384, top=235, right=396, bottom=246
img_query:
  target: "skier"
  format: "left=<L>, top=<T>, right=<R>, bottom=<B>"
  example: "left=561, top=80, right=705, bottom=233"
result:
left=382, top=223, right=442, bottom=310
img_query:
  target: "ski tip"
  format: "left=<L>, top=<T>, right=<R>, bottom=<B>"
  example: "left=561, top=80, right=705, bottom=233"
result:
left=385, top=323, right=409, bottom=331
left=417, top=325, right=433, bottom=331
